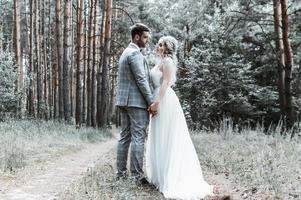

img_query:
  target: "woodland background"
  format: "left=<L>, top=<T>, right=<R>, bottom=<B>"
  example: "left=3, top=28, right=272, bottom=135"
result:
left=0, top=0, right=301, bottom=133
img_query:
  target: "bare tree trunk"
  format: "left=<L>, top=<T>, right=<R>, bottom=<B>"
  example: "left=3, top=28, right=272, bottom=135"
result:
left=0, top=22, right=3, bottom=51
left=62, top=0, right=72, bottom=122
left=70, top=6, right=75, bottom=118
left=13, top=0, right=23, bottom=117
left=109, top=6, right=118, bottom=123
left=109, top=55, right=115, bottom=118
left=82, top=1, right=87, bottom=124
left=41, top=0, right=49, bottom=119
left=47, top=0, right=53, bottom=119
left=273, top=0, right=286, bottom=117
left=76, top=0, right=84, bottom=126
left=298, top=59, right=301, bottom=96
left=91, top=0, right=97, bottom=127
left=99, top=0, right=112, bottom=127
left=280, top=0, right=294, bottom=127
left=97, top=0, right=105, bottom=127
left=35, top=0, right=43, bottom=118
left=86, top=0, right=94, bottom=126
left=55, top=0, right=64, bottom=119
left=28, top=0, right=35, bottom=116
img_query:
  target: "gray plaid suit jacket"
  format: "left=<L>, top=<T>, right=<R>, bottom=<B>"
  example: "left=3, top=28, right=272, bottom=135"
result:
left=116, top=43, right=154, bottom=109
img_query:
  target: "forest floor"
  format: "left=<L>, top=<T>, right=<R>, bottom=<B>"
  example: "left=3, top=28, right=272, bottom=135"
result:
left=0, top=121, right=300, bottom=200
left=0, top=134, right=235, bottom=200
left=0, top=138, right=116, bottom=200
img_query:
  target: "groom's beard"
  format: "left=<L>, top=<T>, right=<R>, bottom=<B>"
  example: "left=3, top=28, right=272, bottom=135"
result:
left=137, top=40, right=147, bottom=48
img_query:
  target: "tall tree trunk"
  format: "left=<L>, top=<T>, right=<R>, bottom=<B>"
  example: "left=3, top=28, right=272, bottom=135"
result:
left=62, top=0, right=72, bottom=122
left=280, top=0, right=294, bottom=127
left=41, top=0, right=48, bottom=119
left=273, top=0, right=286, bottom=117
left=28, top=0, right=35, bottom=116
left=76, top=0, right=84, bottom=126
left=298, top=59, right=301, bottom=96
left=0, top=22, right=3, bottom=51
left=13, top=0, right=23, bottom=117
left=70, top=6, right=75, bottom=118
left=99, top=0, right=112, bottom=127
left=91, top=0, right=97, bottom=127
left=55, top=0, right=64, bottom=119
left=82, top=1, right=87, bottom=124
left=97, top=0, right=105, bottom=127
left=109, top=6, right=118, bottom=123
left=109, top=55, right=115, bottom=119
left=35, top=0, right=43, bottom=118
left=47, top=0, right=53, bottom=119
left=86, top=0, right=94, bottom=126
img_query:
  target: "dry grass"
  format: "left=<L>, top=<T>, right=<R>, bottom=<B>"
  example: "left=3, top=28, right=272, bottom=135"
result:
left=0, top=119, right=112, bottom=173
left=3, top=119, right=300, bottom=199
left=59, top=154, right=165, bottom=200
left=192, top=119, right=301, bottom=200
left=60, top=119, right=301, bottom=200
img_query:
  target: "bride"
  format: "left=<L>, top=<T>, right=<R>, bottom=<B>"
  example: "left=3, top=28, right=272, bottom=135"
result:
left=146, top=36, right=214, bottom=199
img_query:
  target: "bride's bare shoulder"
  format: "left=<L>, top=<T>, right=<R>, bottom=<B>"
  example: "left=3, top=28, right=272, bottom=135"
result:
left=162, top=56, right=173, bottom=64
left=160, top=57, right=173, bottom=68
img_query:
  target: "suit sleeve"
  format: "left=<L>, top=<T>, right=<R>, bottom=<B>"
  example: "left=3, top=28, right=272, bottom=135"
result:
left=128, top=51, right=153, bottom=106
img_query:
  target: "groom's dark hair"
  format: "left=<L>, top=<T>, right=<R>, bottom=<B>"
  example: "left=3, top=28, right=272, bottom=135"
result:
left=131, top=23, right=150, bottom=39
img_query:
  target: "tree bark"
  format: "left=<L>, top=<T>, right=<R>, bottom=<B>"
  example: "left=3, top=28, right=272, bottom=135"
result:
left=91, top=0, right=98, bottom=127
left=273, top=0, right=286, bottom=117
left=28, top=0, right=35, bottom=116
left=47, top=0, right=52, bottom=119
left=41, top=0, right=49, bottom=119
left=298, top=60, right=301, bottom=96
left=97, top=0, right=105, bottom=127
left=86, top=0, right=94, bottom=126
left=280, top=0, right=295, bottom=126
left=82, top=1, right=87, bottom=124
left=13, top=0, right=23, bottom=117
left=0, top=22, right=3, bottom=51
left=76, top=0, right=84, bottom=126
left=35, top=0, right=43, bottom=118
left=62, top=0, right=72, bottom=122
left=99, top=0, right=112, bottom=127
left=13, top=0, right=23, bottom=95
left=55, top=0, right=64, bottom=119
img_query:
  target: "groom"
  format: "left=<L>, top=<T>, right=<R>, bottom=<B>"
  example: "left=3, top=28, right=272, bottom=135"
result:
left=115, top=23, right=157, bottom=186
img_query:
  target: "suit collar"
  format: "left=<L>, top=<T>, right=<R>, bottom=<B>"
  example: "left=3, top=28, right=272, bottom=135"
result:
left=129, top=42, right=141, bottom=51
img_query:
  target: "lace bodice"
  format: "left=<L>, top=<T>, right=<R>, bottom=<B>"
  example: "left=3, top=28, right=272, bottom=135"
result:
left=150, top=63, right=177, bottom=90
left=150, top=66, right=162, bottom=89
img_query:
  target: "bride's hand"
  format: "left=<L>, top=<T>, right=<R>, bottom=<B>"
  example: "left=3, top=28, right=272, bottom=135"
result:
left=148, top=102, right=159, bottom=117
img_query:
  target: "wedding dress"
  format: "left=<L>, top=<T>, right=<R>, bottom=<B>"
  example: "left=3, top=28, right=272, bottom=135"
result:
left=145, top=63, right=213, bottom=200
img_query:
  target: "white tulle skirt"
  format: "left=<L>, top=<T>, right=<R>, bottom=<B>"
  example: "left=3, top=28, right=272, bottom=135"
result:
left=145, top=87, right=213, bottom=200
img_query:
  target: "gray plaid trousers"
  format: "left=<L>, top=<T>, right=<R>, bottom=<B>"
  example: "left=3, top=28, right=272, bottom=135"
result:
left=116, top=106, right=149, bottom=178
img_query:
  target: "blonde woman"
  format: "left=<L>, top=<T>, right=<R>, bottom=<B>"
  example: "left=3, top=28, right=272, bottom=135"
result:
left=146, top=36, right=214, bottom=199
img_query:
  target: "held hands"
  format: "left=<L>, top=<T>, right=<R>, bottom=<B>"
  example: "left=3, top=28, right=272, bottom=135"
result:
left=148, top=102, right=159, bottom=117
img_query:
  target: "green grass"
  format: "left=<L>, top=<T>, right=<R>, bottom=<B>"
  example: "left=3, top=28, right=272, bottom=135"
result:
left=0, top=119, right=112, bottom=173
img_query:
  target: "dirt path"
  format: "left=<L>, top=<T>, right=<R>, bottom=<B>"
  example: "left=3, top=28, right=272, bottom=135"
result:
left=0, top=138, right=116, bottom=200
left=0, top=136, right=240, bottom=200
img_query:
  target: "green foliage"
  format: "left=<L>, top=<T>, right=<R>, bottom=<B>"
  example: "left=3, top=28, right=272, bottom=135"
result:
left=0, top=50, right=18, bottom=119
left=140, top=0, right=301, bottom=128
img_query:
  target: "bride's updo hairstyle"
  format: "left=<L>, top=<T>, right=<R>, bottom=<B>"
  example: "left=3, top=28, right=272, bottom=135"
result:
left=161, top=36, right=177, bottom=56
left=160, top=36, right=178, bottom=66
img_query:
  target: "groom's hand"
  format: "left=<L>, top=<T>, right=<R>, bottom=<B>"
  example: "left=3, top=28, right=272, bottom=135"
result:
left=148, top=102, right=159, bottom=117
left=147, top=106, right=156, bottom=116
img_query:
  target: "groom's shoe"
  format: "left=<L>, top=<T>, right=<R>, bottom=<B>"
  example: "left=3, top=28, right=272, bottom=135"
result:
left=135, top=177, right=150, bottom=187
left=116, top=171, right=127, bottom=181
